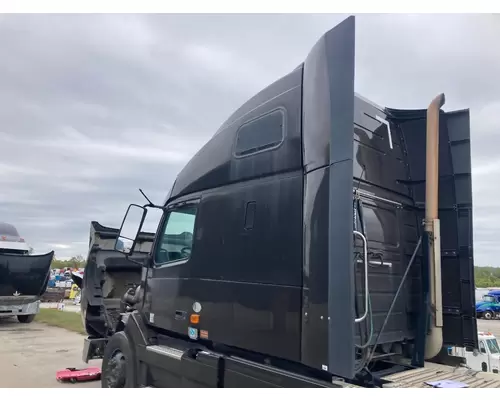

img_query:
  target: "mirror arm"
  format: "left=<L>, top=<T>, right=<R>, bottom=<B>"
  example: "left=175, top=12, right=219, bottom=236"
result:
left=144, top=253, right=154, bottom=267
left=144, top=203, right=165, bottom=210
left=125, top=254, right=144, bottom=267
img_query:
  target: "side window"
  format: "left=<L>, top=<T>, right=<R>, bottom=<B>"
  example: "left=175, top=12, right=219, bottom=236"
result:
left=480, top=341, right=487, bottom=354
left=234, top=109, right=285, bottom=157
left=154, top=206, right=197, bottom=265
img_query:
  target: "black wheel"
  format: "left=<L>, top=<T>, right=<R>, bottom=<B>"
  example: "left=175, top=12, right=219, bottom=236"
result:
left=101, top=331, right=136, bottom=388
left=484, top=311, right=493, bottom=320
left=17, top=314, right=35, bottom=323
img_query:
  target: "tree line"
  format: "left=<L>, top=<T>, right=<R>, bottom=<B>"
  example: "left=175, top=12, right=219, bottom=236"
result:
left=50, top=255, right=86, bottom=270
left=475, top=266, right=500, bottom=288
left=50, top=256, right=499, bottom=287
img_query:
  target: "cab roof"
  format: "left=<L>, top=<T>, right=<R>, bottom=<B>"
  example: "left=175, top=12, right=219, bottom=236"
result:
left=478, top=331, right=496, bottom=338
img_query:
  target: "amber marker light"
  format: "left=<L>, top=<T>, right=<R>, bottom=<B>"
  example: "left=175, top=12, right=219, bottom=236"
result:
left=190, top=314, right=200, bottom=324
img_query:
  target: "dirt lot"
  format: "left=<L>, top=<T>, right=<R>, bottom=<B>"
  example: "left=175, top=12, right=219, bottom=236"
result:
left=0, top=316, right=101, bottom=388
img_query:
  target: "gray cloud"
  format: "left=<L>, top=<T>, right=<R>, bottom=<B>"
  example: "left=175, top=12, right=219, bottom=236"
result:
left=0, top=14, right=499, bottom=266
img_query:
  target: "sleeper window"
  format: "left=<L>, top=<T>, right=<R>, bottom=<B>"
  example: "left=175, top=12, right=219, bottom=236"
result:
left=154, top=206, right=197, bottom=265
left=234, top=109, right=284, bottom=157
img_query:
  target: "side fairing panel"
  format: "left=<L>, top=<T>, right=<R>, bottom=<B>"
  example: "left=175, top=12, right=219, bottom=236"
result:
left=302, top=16, right=356, bottom=378
left=301, top=14, right=476, bottom=378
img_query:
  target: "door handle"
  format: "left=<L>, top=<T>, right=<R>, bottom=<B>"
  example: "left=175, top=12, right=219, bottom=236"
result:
left=175, top=310, right=187, bottom=320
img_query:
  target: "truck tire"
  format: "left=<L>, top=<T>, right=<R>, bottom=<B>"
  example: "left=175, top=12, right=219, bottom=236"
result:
left=101, top=331, right=137, bottom=388
left=17, top=314, right=35, bottom=323
left=484, top=311, right=493, bottom=320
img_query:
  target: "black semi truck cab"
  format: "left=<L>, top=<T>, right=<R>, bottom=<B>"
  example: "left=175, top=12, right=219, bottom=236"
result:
left=78, top=16, right=496, bottom=388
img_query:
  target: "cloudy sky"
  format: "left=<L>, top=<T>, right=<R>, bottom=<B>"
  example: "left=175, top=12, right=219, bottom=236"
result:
left=0, top=13, right=499, bottom=265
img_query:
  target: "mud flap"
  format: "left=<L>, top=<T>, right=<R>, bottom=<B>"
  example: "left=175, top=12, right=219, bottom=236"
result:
left=83, top=337, right=108, bottom=363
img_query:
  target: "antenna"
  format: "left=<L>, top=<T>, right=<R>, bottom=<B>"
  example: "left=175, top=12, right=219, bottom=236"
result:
left=139, top=188, right=154, bottom=206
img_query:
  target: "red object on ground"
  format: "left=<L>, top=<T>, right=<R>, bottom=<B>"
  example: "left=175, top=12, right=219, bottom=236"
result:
left=56, top=367, right=101, bottom=383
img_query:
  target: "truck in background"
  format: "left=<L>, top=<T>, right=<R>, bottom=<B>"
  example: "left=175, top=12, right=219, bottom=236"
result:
left=0, top=222, right=54, bottom=323
left=76, top=16, right=500, bottom=388
left=476, top=291, right=500, bottom=320
left=449, top=332, right=500, bottom=374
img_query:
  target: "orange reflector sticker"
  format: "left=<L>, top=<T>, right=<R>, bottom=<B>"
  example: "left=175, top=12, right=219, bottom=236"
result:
left=190, top=314, right=200, bottom=324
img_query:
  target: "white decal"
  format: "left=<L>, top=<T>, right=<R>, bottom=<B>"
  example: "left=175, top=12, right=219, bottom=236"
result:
left=193, top=302, right=202, bottom=313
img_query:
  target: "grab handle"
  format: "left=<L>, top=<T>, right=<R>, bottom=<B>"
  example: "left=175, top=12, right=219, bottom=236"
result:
left=353, top=230, right=369, bottom=323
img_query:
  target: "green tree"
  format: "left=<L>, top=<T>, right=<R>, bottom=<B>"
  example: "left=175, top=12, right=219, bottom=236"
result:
left=475, top=266, right=500, bottom=288
left=51, top=255, right=86, bottom=270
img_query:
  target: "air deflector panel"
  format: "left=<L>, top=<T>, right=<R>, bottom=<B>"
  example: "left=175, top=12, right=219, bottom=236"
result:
left=302, top=15, right=356, bottom=378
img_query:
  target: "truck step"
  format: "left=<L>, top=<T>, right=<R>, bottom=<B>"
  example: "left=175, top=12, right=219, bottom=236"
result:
left=146, top=345, right=184, bottom=361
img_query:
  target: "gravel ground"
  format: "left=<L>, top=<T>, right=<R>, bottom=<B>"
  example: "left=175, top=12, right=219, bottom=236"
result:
left=0, top=316, right=101, bottom=388
left=0, top=310, right=498, bottom=388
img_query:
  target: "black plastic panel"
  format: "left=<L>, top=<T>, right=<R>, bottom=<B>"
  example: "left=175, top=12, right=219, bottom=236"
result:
left=223, top=357, right=333, bottom=388
left=302, top=15, right=356, bottom=378
left=0, top=251, right=54, bottom=297
left=81, top=222, right=153, bottom=337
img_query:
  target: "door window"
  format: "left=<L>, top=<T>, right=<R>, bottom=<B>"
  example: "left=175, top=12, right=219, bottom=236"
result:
left=483, top=295, right=497, bottom=303
left=480, top=341, right=487, bottom=354
left=154, top=206, right=197, bottom=265
left=487, top=338, right=500, bottom=354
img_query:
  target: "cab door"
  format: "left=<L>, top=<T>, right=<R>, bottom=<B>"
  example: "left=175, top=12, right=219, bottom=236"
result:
left=142, top=199, right=199, bottom=336
left=464, top=341, right=487, bottom=372
left=479, top=340, right=490, bottom=372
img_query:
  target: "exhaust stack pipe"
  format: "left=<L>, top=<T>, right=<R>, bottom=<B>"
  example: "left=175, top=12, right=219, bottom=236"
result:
left=424, top=93, right=445, bottom=360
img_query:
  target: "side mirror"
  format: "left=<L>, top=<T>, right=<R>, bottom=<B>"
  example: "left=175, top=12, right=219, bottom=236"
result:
left=115, top=204, right=147, bottom=255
